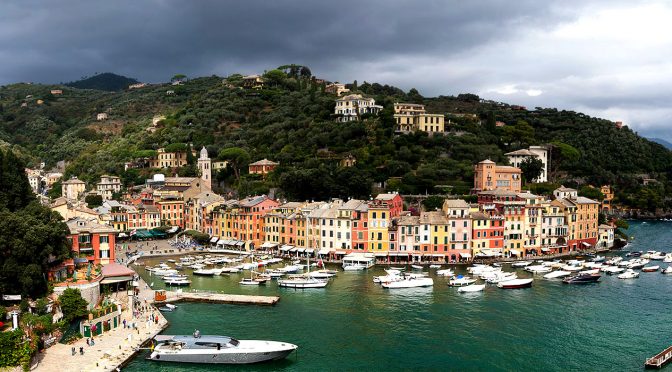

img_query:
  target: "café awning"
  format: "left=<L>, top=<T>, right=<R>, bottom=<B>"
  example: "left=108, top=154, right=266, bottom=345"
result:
left=374, top=253, right=388, bottom=257
left=210, top=237, right=219, bottom=243
left=509, top=249, right=521, bottom=256
left=460, top=253, right=472, bottom=258
left=541, top=247, right=550, bottom=252
left=318, top=249, right=331, bottom=255
left=260, top=242, right=277, bottom=249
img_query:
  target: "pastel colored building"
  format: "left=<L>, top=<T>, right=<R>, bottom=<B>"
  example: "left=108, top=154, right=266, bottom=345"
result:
left=505, top=145, right=549, bottom=183
left=473, top=160, right=522, bottom=193
left=248, top=159, right=279, bottom=176
left=393, top=103, right=445, bottom=134
left=66, top=217, right=116, bottom=265
left=96, top=175, right=122, bottom=201
left=62, top=176, right=86, bottom=200
left=334, top=94, right=383, bottom=122
left=148, top=147, right=197, bottom=169
left=325, top=83, right=350, bottom=96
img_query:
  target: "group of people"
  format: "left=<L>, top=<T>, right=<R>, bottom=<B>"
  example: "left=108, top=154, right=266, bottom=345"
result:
left=70, top=337, right=94, bottom=356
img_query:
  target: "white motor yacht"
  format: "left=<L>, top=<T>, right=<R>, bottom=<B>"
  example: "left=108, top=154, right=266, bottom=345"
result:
left=278, top=257, right=329, bottom=288
left=617, top=269, right=639, bottom=279
left=149, top=332, right=297, bottom=364
left=165, top=278, right=192, bottom=286
left=381, top=276, right=433, bottom=289
left=663, top=254, right=672, bottom=263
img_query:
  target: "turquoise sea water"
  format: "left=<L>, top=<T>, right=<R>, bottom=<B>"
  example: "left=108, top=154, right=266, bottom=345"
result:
left=124, top=221, right=672, bottom=371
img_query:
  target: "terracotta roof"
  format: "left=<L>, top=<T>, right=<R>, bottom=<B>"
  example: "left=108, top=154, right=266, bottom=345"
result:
left=62, top=177, right=85, bottom=185
left=249, top=159, right=278, bottom=166
left=101, top=263, right=136, bottom=278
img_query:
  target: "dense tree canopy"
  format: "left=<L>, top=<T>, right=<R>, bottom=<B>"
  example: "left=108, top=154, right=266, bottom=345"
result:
left=0, top=149, right=71, bottom=297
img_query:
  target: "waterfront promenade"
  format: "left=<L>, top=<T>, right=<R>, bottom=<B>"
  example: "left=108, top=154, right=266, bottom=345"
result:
left=34, top=278, right=166, bottom=372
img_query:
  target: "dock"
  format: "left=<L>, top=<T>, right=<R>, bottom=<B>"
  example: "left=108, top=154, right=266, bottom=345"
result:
left=159, top=290, right=280, bottom=306
left=645, top=345, right=672, bottom=369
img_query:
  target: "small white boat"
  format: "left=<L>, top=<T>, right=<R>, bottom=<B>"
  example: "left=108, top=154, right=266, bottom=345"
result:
left=603, top=266, right=626, bottom=275
left=382, top=276, right=433, bottom=289
left=193, top=269, right=217, bottom=276
left=448, top=276, right=477, bottom=287
left=343, top=264, right=366, bottom=271
left=167, top=259, right=176, bottom=263
left=308, top=270, right=336, bottom=279
left=486, top=273, right=517, bottom=284
left=497, top=278, right=533, bottom=289
left=165, top=303, right=177, bottom=310
left=579, top=269, right=600, bottom=275
left=543, top=270, right=571, bottom=279
left=436, top=269, right=454, bottom=277
left=457, top=284, right=485, bottom=293
left=591, top=255, right=606, bottom=262
left=642, top=265, right=660, bottom=272
left=562, top=265, right=583, bottom=272
left=511, top=261, right=532, bottom=268
left=411, top=265, right=424, bottom=270
left=617, top=269, right=639, bottom=279
left=525, top=265, right=552, bottom=274
left=663, top=254, right=672, bottom=263
left=429, top=264, right=441, bottom=269
left=165, top=278, right=191, bottom=286
left=389, top=267, right=406, bottom=271
left=650, top=253, right=666, bottom=260
left=239, top=278, right=268, bottom=286
left=662, top=266, right=672, bottom=274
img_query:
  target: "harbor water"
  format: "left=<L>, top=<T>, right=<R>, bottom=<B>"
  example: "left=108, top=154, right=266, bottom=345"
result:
left=124, top=221, right=672, bottom=371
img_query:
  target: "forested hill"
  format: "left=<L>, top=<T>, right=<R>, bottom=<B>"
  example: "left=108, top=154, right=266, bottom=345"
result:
left=65, top=72, right=139, bottom=91
left=0, top=68, right=670, bottom=212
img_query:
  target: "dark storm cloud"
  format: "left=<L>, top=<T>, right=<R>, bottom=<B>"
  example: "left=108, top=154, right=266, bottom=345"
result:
left=0, top=0, right=576, bottom=84
left=1, top=1, right=669, bottom=139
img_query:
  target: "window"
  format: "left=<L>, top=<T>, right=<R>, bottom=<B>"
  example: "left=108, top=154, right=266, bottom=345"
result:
left=100, top=236, right=109, bottom=244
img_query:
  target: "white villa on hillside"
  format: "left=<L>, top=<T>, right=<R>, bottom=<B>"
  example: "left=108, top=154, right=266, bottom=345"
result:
left=334, top=94, right=383, bottom=122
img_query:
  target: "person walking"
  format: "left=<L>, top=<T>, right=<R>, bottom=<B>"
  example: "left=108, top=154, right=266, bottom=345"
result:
left=71, top=347, right=75, bottom=356
left=79, top=346, right=84, bottom=355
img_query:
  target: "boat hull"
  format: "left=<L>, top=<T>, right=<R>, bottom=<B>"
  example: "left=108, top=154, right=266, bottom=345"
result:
left=149, top=346, right=296, bottom=364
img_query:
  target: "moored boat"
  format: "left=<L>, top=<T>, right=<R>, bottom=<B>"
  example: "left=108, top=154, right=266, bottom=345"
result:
left=663, top=266, right=672, bottom=274
left=562, top=273, right=601, bottom=284
left=457, top=284, right=485, bottom=293
left=382, top=276, right=433, bottom=289
left=448, top=276, right=477, bottom=287
left=149, top=332, right=298, bottom=364
left=543, top=270, right=571, bottom=279
left=642, top=265, right=660, bottom=272
left=617, top=269, right=639, bottom=279
left=497, top=278, right=533, bottom=289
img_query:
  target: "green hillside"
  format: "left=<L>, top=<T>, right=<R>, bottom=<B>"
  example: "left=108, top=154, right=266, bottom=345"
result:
left=0, top=68, right=669, bottom=213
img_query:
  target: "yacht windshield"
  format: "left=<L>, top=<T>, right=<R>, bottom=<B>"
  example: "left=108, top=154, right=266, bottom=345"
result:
left=228, top=339, right=240, bottom=347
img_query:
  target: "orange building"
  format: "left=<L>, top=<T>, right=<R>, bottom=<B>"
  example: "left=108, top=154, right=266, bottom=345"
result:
left=248, top=159, right=279, bottom=176
left=470, top=212, right=505, bottom=257
left=600, top=185, right=614, bottom=212
left=473, top=159, right=522, bottom=193
left=66, top=217, right=116, bottom=265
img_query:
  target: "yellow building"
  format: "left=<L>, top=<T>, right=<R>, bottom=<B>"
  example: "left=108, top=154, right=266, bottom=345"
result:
left=393, top=103, right=445, bottom=134
left=149, top=148, right=197, bottom=168
left=368, top=204, right=391, bottom=251
left=62, top=176, right=86, bottom=200
left=600, top=185, right=614, bottom=212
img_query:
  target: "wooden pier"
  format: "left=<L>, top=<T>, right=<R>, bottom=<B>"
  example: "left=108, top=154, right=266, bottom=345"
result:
left=159, top=290, right=280, bottom=306
left=645, top=345, right=672, bottom=369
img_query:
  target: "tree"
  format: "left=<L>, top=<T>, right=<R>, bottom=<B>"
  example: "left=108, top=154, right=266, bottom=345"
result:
left=218, top=147, right=250, bottom=182
left=263, top=69, right=287, bottom=87
left=85, top=194, right=103, bottom=208
left=0, top=150, right=34, bottom=212
left=578, top=186, right=604, bottom=201
left=422, top=196, right=445, bottom=211
left=58, top=288, right=88, bottom=323
left=520, top=157, right=544, bottom=184
left=171, top=74, right=187, bottom=83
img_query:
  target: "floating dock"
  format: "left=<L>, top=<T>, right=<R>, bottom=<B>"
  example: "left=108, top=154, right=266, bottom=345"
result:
left=159, top=290, right=280, bottom=306
left=645, top=345, right=672, bottom=369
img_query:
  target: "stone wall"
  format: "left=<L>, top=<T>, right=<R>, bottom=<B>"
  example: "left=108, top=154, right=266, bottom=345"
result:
left=53, top=281, right=101, bottom=309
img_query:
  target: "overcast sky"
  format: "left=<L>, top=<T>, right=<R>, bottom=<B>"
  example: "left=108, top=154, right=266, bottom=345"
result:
left=2, top=0, right=671, bottom=140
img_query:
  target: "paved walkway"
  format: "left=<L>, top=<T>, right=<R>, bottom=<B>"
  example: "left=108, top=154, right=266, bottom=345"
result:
left=35, top=278, right=167, bottom=372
